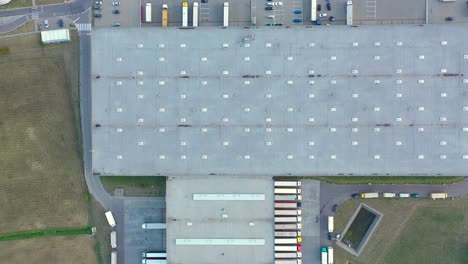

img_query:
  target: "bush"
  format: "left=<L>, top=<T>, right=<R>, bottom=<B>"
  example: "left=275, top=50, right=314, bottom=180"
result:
left=0, top=46, right=10, bottom=55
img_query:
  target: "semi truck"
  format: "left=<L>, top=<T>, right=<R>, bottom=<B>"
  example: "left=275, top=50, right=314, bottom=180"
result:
left=142, top=223, right=167, bottom=229
left=274, top=260, right=302, bottom=264
left=346, top=1, right=353, bottom=25
left=161, top=4, right=168, bottom=27
left=275, top=231, right=301, bottom=237
left=274, top=245, right=298, bottom=252
left=327, top=247, right=334, bottom=264
left=182, top=2, right=188, bottom=27
left=328, top=216, right=334, bottom=233
left=142, top=260, right=167, bottom=264
left=321, top=247, right=328, bottom=264
left=111, top=251, right=117, bottom=264
left=105, top=211, right=116, bottom=227
left=145, top=3, right=152, bottom=23
left=193, top=2, right=198, bottom=27
left=399, top=193, right=410, bottom=198
left=430, top=192, right=448, bottom=199
left=275, top=202, right=298, bottom=209
left=361, top=192, right=379, bottom=199
left=274, top=252, right=302, bottom=258
left=110, top=231, right=117, bottom=249
left=274, top=238, right=300, bottom=244
left=275, top=188, right=301, bottom=194
left=275, top=223, right=302, bottom=230
left=274, top=181, right=302, bottom=187
left=383, top=192, right=396, bottom=198
left=275, top=210, right=302, bottom=216
left=223, top=2, right=229, bottom=27
left=142, top=252, right=167, bottom=258
left=275, top=216, right=302, bottom=223
left=275, top=195, right=302, bottom=201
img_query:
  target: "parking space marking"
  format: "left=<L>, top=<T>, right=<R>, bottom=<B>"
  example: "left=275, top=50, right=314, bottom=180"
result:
left=366, top=0, right=377, bottom=19
left=200, top=6, right=209, bottom=22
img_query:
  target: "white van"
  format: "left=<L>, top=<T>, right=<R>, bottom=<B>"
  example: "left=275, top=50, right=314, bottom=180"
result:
left=399, top=193, right=410, bottom=198
left=44, top=20, right=49, bottom=28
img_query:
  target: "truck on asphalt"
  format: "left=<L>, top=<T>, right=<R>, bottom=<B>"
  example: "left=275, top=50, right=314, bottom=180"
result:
left=105, top=211, right=116, bottom=227
left=223, top=2, right=229, bottom=27
left=111, top=251, right=117, bottom=264
left=182, top=2, right=188, bottom=27
left=142, top=252, right=167, bottom=258
left=275, top=188, right=301, bottom=194
left=275, top=195, right=302, bottom=201
left=321, top=247, right=328, bottom=264
left=275, top=210, right=302, bottom=216
left=275, top=223, right=302, bottom=230
left=275, top=216, right=302, bottom=223
left=275, top=245, right=298, bottom=252
left=346, top=1, right=353, bottom=25
left=274, top=238, right=300, bottom=244
left=142, top=223, right=166, bottom=229
left=142, top=259, right=167, bottom=264
left=275, top=252, right=302, bottom=258
left=110, top=231, right=117, bottom=249
left=275, top=202, right=298, bottom=209
left=361, top=192, right=379, bottom=199
left=161, top=4, right=168, bottom=27
left=275, top=231, right=301, bottom=237
left=328, top=216, right=334, bottom=233
left=145, top=3, right=152, bottom=23
left=274, top=260, right=302, bottom=264
left=327, top=247, right=334, bottom=264
left=399, top=193, right=410, bottom=198
left=430, top=192, right=448, bottom=200
left=193, top=2, right=198, bottom=27
left=274, top=181, right=302, bottom=187
left=383, top=192, right=396, bottom=198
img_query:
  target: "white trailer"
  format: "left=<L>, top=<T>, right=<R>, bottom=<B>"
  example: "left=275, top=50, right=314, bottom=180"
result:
left=192, top=2, right=198, bottom=27
left=275, top=223, right=302, bottom=230
left=383, top=193, right=396, bottom=198
left=328, top=216, right=334, bottom=233
left=145, top=3, right=152, bottom=23
left=311, top=0, right=317, bottom=21
left=275, top=216, right=302, bottom=223
left=430, top=192, right=448, bottom=199
left=142, top=260, right=167, bottom=264
left=110, top=231, right=117, bottom=249
left=346, top=1, right=353, bottom=25
left=275, top=195, right=302, bottom=201
left=275, top=202, right=298, bottom=209
left=111, top=251, right=117, bottom=264
left=274, top=181, right=302, bottom=187
left=275, top=238, right=299, bottom=244
left=275, top=252, right=302, bottom=258
left=399, top=193, right=410, bottom=198
left=142, top=223, right=166, bottom=229
left=275, top=231, right=300, bottom=237
left=275, top=210, right=302, bottom=216
left=327, top=247, right=334, bottom=264
left=274, top=260, right=302, bottom=264
left=275, top=245, right=298, bottom=252
left=182, top=2, right=188, bottom=27
left=321, top=247, right=328, bottom=264
left=361, top=192, right=379, bottom=199
left=142, top=252, right=167, bottom=258
left=275, top=188, right=301, bottom=194
left=223, top=2, right=229, bottom=27
left=105, top=211, right=116, bottom=227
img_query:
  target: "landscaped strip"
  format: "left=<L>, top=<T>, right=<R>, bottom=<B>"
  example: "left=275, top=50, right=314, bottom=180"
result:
left=0, top=227, right=92, bottom=242
left=274, top=176, right=466, bottom=185
left=100, top=176, right=166, bottom=196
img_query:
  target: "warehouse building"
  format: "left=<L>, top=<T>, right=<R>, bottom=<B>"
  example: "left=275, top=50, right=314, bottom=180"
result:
left=41, top=29, right=70, bottom=44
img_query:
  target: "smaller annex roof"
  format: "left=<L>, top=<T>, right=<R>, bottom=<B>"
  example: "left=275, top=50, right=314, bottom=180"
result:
left=41, top=29, right=70, bottom=43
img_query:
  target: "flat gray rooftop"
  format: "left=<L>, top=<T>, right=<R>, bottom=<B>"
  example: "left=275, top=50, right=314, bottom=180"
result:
left=165, top=176, right=274, bottom=264
left=92, top=25, right=468, bottom=176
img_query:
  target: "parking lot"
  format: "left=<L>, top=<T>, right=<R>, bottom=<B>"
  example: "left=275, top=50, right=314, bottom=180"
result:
left=93, top=0, right=141, bottom=27
left=123, top=198, right=166, bottom=264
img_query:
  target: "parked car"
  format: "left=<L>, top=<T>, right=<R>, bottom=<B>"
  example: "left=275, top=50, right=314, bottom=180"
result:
left=326, top=2, right=331, bottom=10
left=410, top=193, right=420, bottom=198
left=317, top=4, right=321, bottom=11
left=329, top=16, right=335, bottom=21
left=328, top=233, right=333, bottom=240
left=44, top=20, right=49, bottom=28
left=94, top=13, right=102, bottom=18
left=112, top=1, right=120, bottom=6
left=351, top=193, right=360, bottom=198
left=266, top=2, right=273, bottom=6
left=57, top=19, right=63, bottom=27
left=273, top=23, right=283, bottom=26
left=201, top=0, right=208, bottom=3
left=95, top=0, right=102, bottom=4
left=292, top=18, right=302, bottom=23
left=293, top=10, right=302, bottom=14
left=94, top=5, right=101, bottom=10
left=445, top=16, right=454, bottom=21
left=319, top=13, right=327, bottom=17
left=112, top=22, right=121, bottom=27
left=112, top=9, right=120, bottom=14
left=266, top=15, right=274, bottom=19
left=265, top=6, right=273, bottom=10
left=315, top=18, right=321, bottom=25
left=332, top=204, right=339, bottom=213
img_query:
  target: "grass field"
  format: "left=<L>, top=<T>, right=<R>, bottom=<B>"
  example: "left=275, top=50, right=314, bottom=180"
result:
left=100, top=176, right=166, bottom=197
left=343, top=208, right=377, bottom=249
left=0, top=227, right=92, bottom=241
left=0, top=236, right=97, bottom=263
left=0, top=0, right=64, bottom=9
left=0, top=21, right=35, bottom=36
left=334, top=197, right=468, bottom=264
left=89, top=196, right=112, bottom=264
left=276, top=176, right=465, bottom=185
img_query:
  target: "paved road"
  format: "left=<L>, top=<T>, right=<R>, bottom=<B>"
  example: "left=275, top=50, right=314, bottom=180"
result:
left=319, top=177, right=468, bottom=245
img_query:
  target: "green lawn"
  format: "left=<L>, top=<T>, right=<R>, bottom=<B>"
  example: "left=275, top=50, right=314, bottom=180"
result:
left=0, top=227, right=92, bottom=241
left=0, top=0, right=32, bottom=9
left=275, top=176, right=465, bottom=185
left=343, top=208, right=377, bottom=248
left=100, top=176, right=166, bottom=197
left=384, top=206, right=466, bottom=264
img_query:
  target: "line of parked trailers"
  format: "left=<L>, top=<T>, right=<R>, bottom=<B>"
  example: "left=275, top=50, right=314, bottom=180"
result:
left=360, top=192, right=448, bottom=199
left=274, top=181, right=303, bottom=264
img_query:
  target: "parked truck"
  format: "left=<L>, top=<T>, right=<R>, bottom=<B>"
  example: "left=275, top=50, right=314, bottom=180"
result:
left=182, top=2, right=188, bottom=27
left=346, top=1, right=353, bottom=25
left=193, top=2, right=198, bottom=27
left=142, top=252, right=167, bottom=258
left=105, top=211, right=116, bottom=227
left=223, top=2, right=229, bottom=27
left=275, top=245, right=298, bottom=252
left=111, top=251, right=117, bottom=264
left=328, top=216, right=334, bottom=233
left=275, top=252, right=302, bottom=258
left=142, top=223, right=166, bottom=229
left=161, top=4, right=168, bottom=27
left=110, top=231, right=117, bottom=249
left=275, top=210, right=302, bottom=216
left=383, top=192, right=396, bottom=198
left=275, top=223, right=302, bottom=230
left=274, top=181, right=302, bottom=187
left=430, top=192, right=448, bottom=200
left=274, top=260, right=302, bottom=264
left=275, top=202, right=298, bottom=209
left=327, top=247, right=334, bottom=264
left=275, top=195, right=302, bottom=201
left=142, top=260, right=166, bottom=264
left=274, top=238, right=300, bottom=244
left=275, top=188, right=301, bottom=194
left=361, top=192, right=379, bottom=199
left=145, top=3, right=152, bottom=23
left=321, top=247, right=328, bottom=264
left=275, top=231, right=301, bottom=237
left=275, top=216, right=302, bottom=223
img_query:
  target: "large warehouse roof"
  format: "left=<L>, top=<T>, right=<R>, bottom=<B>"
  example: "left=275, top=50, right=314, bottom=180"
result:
left=91, top=25, right=468, bottom=176
left=165, top=176, right=274, bottom=264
